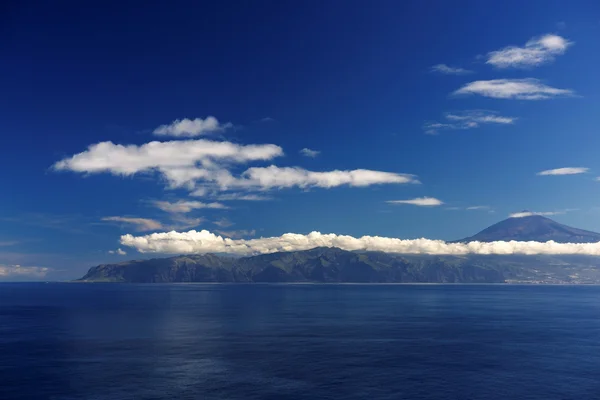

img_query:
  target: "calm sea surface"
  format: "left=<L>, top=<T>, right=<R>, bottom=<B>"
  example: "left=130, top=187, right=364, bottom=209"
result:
left=1, top=283, right=599, bottom=399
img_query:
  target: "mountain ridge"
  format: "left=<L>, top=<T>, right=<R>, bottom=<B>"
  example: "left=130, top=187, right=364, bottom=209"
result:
left=79, top=215, right=600, bottom=284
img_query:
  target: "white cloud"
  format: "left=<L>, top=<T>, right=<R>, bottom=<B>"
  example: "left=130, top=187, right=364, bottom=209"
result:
left=53, top=140, right=413, bottom=195
left=486, top=34, right=572, bottom=68
left=300, top=148, right=320, bottom=158
left=424, top=110, right=515, bottom=134
left=108, top=248, right=127, bottom=255
left=453, top=79, right=574, bottom=100
left=53, top=139, right=284, bottom=187
left=152, top=200, right=227, bottom=213
left=0, top=240, right=19, bottom=247
left=431, top=64, right=473, bottom=75
left=102, top=216, right=163, bottom=232
left=235, top=166, right=418, bottom=189
left=0, top=264, right=49, bottom=278
left=537, top=167, right=589, bottom=176
left=153, top=116, right=233, bottom=137
left=387, top=197, right=443, bottom=207
left=121, top=229, right=600, bottom=256
left=509, top=211, right=563, bottom=218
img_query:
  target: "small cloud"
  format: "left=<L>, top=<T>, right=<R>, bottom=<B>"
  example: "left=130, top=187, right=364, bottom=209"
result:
left=556, top=22, right=567, bottom=30
left=430, top=64, right=473, bottom=75
left=108, top=248, right=127, bottom=255
left=151, top=200, right=227, bottom=213
left=0, top=240, right=19, bottom=247
left=537, top=167, right=589, bottom=176
left=424, top=110, right=515, bottom=135
left=387, top=197, right=444, bottom=207
left=260, top=117, right=275, bottom=123
left=299, top=148, right=320, bottom=158
left=453, top=79, right=574, bottom=100
left=215, top=229, right=256, bottom=239
left=101, top=216, right=163, bottom=232
left=467, top=205, right=491, bottom=210
left=486, top=34, right=572, bottom=69
left=153, top=116, right=233, bottom=137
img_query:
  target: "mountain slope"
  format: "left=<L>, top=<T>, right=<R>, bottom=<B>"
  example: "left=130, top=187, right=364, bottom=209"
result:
left=457, top=214, right=600, bottom=243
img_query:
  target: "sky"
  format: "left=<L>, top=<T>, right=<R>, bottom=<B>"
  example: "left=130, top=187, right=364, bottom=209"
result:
left=1, top=0, right=600, bottom=280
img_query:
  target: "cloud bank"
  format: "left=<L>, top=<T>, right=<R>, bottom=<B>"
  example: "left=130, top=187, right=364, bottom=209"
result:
left=0, top=264, right=50, bottom=278
left=153, top=117, right=233, bottom=137
left=487, top=34, right=572, bottom=68
left=120, top=229, right=600, bottom=257
left=453, top=79, right=574, bottom=100
left=537, top=167, right=589, bottom=176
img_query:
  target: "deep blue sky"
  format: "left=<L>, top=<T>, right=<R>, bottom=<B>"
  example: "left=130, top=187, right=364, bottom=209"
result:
left=1, top=0, right=600, bottom=279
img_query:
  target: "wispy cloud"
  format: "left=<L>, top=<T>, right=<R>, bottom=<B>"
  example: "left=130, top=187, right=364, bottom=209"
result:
left=151, top=200, right=227, bottom=213
left=213, top=218, right=234, bottom=228
left=387, top=197, right=443, bottom=207
left=299, top=148, right=320, bottom=158
left=238, top=166, right=418, bottom=189
left=453, top=79, right=574, bottom=100
left=153, top=116, right=233, bottom=137
left=430, top=64, right=473, bottom=75
left=467, top=205, right=491, bottom=210
left=167, top=215, right=204, bottom=231
left=424, top=110, right=515, bottom=134
left=0, top=264, right=50, bottom=279
left=108, top=248, right=127, bottom=255
left=260, top=117, right=275, bottom=123
left=212, top=193, right=272, bottom=201
left=215, top=229, right=256, bottom=239
left=101, top=216, right=163, bottom=232
left=446, top=205, right=493, bottom=212
left=0, top=241, right=19, bottom=247
left=121, top=229, right=600, bottom=256
left=509, top=211, right=563, bottom=218
left=537, top=167, right=589, bottom=176
left=486, top=34, right=572, bottom=68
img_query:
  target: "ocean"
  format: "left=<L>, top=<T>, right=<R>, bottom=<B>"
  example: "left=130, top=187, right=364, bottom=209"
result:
left=1, top=283, right=599, bottom=399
